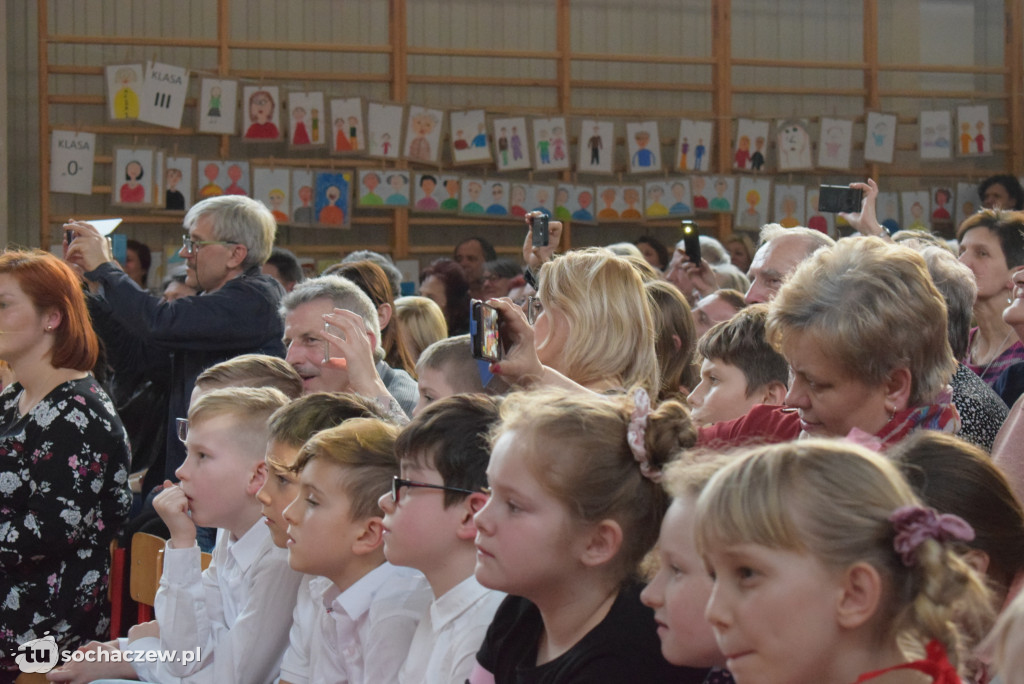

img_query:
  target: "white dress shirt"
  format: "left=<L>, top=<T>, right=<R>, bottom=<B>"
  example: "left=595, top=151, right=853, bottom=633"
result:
left=398, top=576, right=505, bottom=684
left=129, top=522, right=302, bottom=683
left=280, top=563, right=431, bottom=684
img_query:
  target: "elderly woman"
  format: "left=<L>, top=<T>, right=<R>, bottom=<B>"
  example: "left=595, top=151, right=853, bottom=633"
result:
left=490, top=246, right=660, bottom=396
left=0, top=251, right=131, bottom=674
left=700, top=237, right=959, bottom=449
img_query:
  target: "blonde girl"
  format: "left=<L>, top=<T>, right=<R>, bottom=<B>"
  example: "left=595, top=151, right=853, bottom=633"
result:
left=469, top=388, right=707, bottom=683
left=695, top=440, right=994, bottom=684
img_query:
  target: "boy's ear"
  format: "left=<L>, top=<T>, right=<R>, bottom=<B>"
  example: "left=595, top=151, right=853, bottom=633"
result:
left=836, top=561, right=883, bottom=630
left=579, top=519, right=623, bottom=569
left=352, top=517, right=385, bottom=555
left=455, top=492, right=490, bottom=542
left=760, top=380, right=788, bottom=407
left=247, top=461, right=268, bottom=496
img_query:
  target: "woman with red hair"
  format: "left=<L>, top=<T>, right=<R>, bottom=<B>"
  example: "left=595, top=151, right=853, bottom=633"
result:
left=0, top=250, right=131, bottom=675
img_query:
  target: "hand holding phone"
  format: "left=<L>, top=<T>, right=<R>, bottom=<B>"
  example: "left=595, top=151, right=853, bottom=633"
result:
left=531, top=214, right=550, bottom=248
left=681, top=221, right=701, bottom=266
left=818, top=184, right=864, bottom=214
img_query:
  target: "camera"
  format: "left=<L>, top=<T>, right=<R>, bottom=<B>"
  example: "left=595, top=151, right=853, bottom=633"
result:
left=817, top=184, right=863, bottom=213
left=532, top=214, right=550, bottom=248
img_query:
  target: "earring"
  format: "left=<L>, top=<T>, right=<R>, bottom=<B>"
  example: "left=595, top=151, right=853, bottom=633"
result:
left=45, top=326, right=53, bottom=331
left=885, top=405, right=895, bottom=422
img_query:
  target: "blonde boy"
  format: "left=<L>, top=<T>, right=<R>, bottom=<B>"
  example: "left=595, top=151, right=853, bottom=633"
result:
left=378, top=395, right=505, bottom=684
left=279, top=418, right=430, bottom=684
left=413, top=335, right=485, bottom=416
left=50, top=387, right=301, bottom=683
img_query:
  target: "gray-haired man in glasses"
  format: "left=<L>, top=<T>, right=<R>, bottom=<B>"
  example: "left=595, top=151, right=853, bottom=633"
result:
left=65, top=194, right=286, bottom=489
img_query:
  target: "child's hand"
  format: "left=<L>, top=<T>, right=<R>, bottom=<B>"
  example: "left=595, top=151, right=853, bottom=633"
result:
left=46, top=640, right=136, bottom=682
left=127, top=619, right=160, bottom=644
left=153, top=479, right=197, bottom=549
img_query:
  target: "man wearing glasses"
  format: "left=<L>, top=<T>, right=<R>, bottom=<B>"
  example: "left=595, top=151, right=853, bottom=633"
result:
left=65, top=195, right=286, bottom=490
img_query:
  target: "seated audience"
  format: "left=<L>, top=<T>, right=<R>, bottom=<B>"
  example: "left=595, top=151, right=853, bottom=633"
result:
left=635, top=235, right=670, bottom=271
left=282, top=418, right=431, bottom=683
left=0, top=251, right=131, bottom=676
left=723, top=233, right=754, bottom=273
left=744, top=223, right=835, bottom=304
left=413, top=335, right=486, bottom=416
left=700, top=238, right=959, bottom=449
left=379, top=395, right=506, bottom=684
left=125, top=239, right=152, bottom=289
left=687, top=304, right=787, bottom=427
left=330, top=260, right=417, bottom=376
left=480, top=259, right=525, bottom=300
left=993, top=267, right=1024, bottom=502
left=281, top=275, right=417, bottom=417
left=160, top=269, right=198, bottom=302
left=696, top=440, right=994, bottom=683
left=394, top=296, right=448, bottom=363
left=340, top=250, right=404, bottom=300
left=691, top=289, right=746, bottom=338
left=419, top=259, right=471, bottom=336
left=263, top=246, right=305, bottom=292
left=646, top=280, right=699, bottom=399
left=978, top=173, right=1024, bottom=210
left=454, top=237, right=497, bottom=300
left=471, top=389, right=707, bottom=682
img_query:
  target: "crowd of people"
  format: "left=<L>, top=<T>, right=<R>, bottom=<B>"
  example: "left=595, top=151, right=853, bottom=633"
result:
left=1, top=175, right=1023, bottom=683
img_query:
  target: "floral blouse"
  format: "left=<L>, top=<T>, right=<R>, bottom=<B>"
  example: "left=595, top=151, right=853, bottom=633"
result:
left=0, top=377, right=131, bottom=673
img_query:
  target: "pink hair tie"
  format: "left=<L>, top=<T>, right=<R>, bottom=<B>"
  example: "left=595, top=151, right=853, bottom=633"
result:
left=890, top=505, right=975, bottom=567
left=627, top=388, right=661, bottom=483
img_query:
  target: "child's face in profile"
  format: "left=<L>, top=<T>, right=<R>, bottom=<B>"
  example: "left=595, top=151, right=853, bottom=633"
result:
left=473, top=429, right=587, bottom=599
left=175, top=414, right=259, bottom=533
left=283, top=458, right=368, bottom=582
left=413, top=366, right=459, bottom=417
left=256, top=439, right=302, bottom=548
left=641, top=496, right=722, bottom=668
left=687, top=358, right=759, bottom=427
left=702, top=539, right=847, bottom=684
left=378, top=458, right=469, bottom=573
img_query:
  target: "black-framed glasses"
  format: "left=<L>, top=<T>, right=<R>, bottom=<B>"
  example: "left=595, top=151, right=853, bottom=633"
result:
left=176, top=417, right=189, bottom=443
left=181, top=233, right=238, bottom=256
left=390, top=476, right=482, bottom=504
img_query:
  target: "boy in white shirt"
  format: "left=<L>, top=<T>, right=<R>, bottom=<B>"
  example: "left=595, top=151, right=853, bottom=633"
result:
left=49, top=387, right=302, bottom=684
left=378, top=395, right=506, bottom=684
left=279, top=417, right=431, bottom=684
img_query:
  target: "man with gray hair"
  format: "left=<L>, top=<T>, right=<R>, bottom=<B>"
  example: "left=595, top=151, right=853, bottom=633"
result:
left=65, top=194, right=286, bottom=484
left=744, top=223, right=835, bottom=304
left=281, top=275, right=418, bottom=417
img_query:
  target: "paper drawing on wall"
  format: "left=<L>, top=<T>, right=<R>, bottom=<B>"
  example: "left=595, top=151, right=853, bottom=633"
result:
left=735, top=177, right=772, bottom=230
left=525, top=183, right=555, bottom=216
left=900, top=190, right=930, bottom=231
left=734, top=119, right=770, bottom=172
left=863, top=111, right=897, bottom=164
left=291, top=170, right=315, bottom=225
left=413, top=173, right=446, bottom=212
left=50, top=130, right=96, bottom=196
left=531, top=117, right=570, bottom=171
left=677, top=120, right=714, bottom=172
left=817, top=118, right=854, bottom=170
left=773, top=184, right=806, bottom=227
left=956, top=105, right=991, bottom=157
left=956, top=182, right=980, bottom=222
left=329, top=98, right=366, bottom=155
left=626, top=121, right=662, bottom=174
left=690, top=176, right=710, bottom=211
left=253, top=168, right=292, bottom=224
left=460, top=178, right=486, bottom=216
left=876, top=192, right=900, bottom=233
left=664, top=178, right=694, bottom=217
left=577, top=120, right=615, bottom=175
left=288, top=92, right=326, bottom=148
left=383, top=171, right=411, bottom=207
left=919, top=110, right=952, bottom=160
left=706, top=176, right=737, bottom=213
left=241, top=86, right=282, bottom=142
left=106, top=64, right=144, bottom=121
left=163, top=156, right=194, bottom=212
left=644, top=181, right=669, bottom=218
left=492, top=117, right=531, bottom=172
left=775, top=119, right=813, bottom=171
left=315, top=171, right=352, bottom=227
left=449, top=110, right=492, bottom=164
left=569, top=185, right=597, bottom=224
left=198, top=78, right=238, bottom=135
left=930, top=185, right=956, bottom=237
left=484, top=180, right=511, bottom=216
left=138, top=61, right=189, bottom=128
left=404, top=106, right=444, bottom=165
left=367, top=102, right=405, bottom=160
left=111, top=147, right=155, bottom=206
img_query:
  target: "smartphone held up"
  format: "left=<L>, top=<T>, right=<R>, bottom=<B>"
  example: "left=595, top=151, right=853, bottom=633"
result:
left=470, top=299, right=502, bottom=362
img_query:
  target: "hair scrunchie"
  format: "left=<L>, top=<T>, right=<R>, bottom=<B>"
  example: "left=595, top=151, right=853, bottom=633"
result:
left=626, top=388, right=661, bottom=483
left=889, top=505, right=975, bottom=567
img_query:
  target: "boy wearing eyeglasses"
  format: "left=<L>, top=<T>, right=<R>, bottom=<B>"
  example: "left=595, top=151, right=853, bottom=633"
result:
left=378, top=394, right=505, bottom=684
left=280, top=417, right=431, bottom=684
